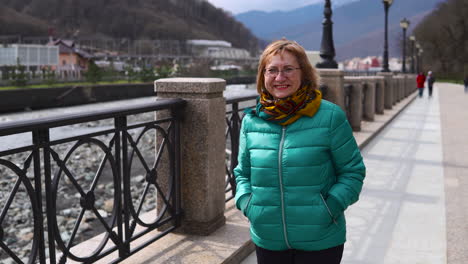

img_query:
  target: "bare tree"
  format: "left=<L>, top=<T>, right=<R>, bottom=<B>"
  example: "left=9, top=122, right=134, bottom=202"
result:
left=413, top=0, right=468, bottom=79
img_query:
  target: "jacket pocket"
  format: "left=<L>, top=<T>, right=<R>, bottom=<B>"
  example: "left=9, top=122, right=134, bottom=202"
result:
left=320, top=193, right=338, bottom=226
left=243, top=193, right=253, bottom=218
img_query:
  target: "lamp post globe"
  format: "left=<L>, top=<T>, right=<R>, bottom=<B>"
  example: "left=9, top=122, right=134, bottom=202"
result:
left=381, top=0, right=393, bottom=72
left=400, top=18, right=410, bottom=73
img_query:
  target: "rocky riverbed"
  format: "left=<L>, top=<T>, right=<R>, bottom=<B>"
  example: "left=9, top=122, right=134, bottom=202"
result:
left=0, top=111, right=159, bottom=263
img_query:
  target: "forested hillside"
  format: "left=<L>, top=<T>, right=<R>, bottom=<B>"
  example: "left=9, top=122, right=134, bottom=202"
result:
left=413, top=0, right=467, bottom=79
left=0, top=0, right=259, bottom=53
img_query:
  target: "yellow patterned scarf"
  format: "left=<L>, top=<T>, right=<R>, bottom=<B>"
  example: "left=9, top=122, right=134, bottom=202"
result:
left=257, top=85, right=322, bottom=126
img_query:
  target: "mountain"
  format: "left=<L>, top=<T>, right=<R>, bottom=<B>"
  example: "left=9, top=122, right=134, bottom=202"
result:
left=235, top=4, right=323, bottom=40
left=236, top=0, right=446, bottom=60
left=235, top=0, right=360, bottom=40
left=0, top=0, right=259, bottom=52
left=336, top=10, right=431, bottom=60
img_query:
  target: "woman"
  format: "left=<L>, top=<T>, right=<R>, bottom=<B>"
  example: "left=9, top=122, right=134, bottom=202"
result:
left=427, top=71, right=435, bottom=97
left=234, top=39, right=366, bottom=264
left=416, top=72, right=426, bottom=97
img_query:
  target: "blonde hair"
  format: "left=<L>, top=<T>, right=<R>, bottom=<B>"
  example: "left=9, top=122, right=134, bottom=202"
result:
left=256, top=39, right=320, bottom=94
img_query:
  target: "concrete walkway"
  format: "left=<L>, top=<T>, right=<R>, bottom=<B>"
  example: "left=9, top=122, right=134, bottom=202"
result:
left=439, top=83, right=468, bottom=264
left=243, top=82, right=468, bottom=264
left=343, top=85, right=446, bottom=263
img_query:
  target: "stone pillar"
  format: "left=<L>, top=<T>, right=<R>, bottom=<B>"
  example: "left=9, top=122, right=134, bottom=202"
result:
left=399, top=76, right=405, bottom=100
left=401, top=75, right=407, bottom=98
left=378, top=72, right=393, bottom=109
left=394, top=76, right=400, bottom=102
left=317, top=69, right=345, bottom=111
left=406, top=74, right=413, bottom=96
left=374, top=76, right=385, bottom=114
left=402, top=74, right=408, bottom=97
left=401, top=77, right=406, bottom=99
left=407, top=74, right=417, bottom=95
left=361, top=77, right=376, bottom=121
left=398, top=75, right=405, bottom=102
left=155, top=78, right=226, bottom=235
left=343, top=77, right=363, bottom=131
left=391, top=77, right=397, bottom=105
left=394, top=76, right=403, bottom=102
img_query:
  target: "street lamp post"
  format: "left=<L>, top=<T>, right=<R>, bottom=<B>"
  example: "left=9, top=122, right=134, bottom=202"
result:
left=416, top=43, right=421, bottom=73
left=381, top=0, right=393, bottom=72
left=419, top=48, right=424, bottom=73
left=409, top=35, right=416, bottom=73
left=316, top=0, right=338, bottom=69
left=400, top=18, right=410, bottom=73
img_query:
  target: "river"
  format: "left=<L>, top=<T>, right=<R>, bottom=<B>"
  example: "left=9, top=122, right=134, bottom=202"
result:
left=0, top=84, right=256, bottom=152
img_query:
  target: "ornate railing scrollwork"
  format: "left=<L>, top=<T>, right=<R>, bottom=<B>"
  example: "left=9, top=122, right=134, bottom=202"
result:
left=224, top=92, right=257, bottom=202
left=0, top=98, right=185, bottom=263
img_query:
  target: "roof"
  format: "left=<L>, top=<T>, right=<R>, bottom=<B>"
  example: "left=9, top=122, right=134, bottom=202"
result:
left=186, top=39, right=232, bottom=48
left=48, top=39, right=93, bottom=59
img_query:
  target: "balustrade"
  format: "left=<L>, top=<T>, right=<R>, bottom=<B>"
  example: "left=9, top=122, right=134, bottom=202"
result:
left=0, top=72, right=417, bottom=263
left=0, top=99, right=185, bottom=263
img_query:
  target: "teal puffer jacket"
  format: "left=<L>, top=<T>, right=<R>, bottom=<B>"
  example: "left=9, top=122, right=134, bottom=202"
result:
left=234, top=99, right=365, bottom=251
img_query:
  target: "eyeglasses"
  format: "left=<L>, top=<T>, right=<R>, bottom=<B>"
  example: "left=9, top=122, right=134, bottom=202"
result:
left=264, top=67, right=301, bottom=77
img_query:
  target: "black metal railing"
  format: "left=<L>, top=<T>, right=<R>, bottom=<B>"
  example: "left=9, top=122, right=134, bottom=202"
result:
left=362, top=83, right=368, bottom=120
left=224, top=92, right=258, bottom=202
left=344, top=84, right=353, bottom=121
left=0, top=98, right=185, bottom=263
left=319, top=84, right=329, bottom=99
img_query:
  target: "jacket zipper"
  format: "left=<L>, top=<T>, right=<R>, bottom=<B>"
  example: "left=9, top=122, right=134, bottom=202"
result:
left=320, top=193, right=338, bottom=226
left=278, top=126, right=291, bottom=248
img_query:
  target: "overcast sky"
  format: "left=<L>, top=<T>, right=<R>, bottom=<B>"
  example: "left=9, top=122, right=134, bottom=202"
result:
left=207, top=0, right=323, bottom=14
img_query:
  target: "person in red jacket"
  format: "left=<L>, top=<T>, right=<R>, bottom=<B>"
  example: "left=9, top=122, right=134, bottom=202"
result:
left=416, top=72, right=426, bottom=97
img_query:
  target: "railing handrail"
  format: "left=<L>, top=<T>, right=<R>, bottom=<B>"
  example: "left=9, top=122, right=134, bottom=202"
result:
left=0, top=98, right=186, bottom=136
left=225, top=91, right=258, bottom=104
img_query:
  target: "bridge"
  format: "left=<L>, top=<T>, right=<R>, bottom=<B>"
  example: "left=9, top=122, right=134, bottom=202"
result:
left=1, top=74, right=467, bottom=264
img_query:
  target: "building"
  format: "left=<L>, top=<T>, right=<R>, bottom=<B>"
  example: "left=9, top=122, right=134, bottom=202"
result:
left=48, top=39, right=93, bottom=79
left=343, top=56, right=403, bottom=72
left=343, top=56, right=382, bottom=72
left=0, top=44, right=59, bottom=67
left=186, top=39, right=255, bottom=62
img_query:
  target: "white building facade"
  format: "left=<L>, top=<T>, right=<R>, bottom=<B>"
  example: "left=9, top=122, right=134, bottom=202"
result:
left=0, top=44, right=59, bottom=67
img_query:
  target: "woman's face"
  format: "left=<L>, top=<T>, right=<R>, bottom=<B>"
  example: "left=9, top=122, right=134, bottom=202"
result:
left=264, top=51, right=302, bottom=99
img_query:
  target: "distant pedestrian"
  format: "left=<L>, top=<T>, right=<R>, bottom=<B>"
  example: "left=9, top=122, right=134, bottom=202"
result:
left=416, top=72, right=426, bottom=97
left=427, top=71, right=435, bottom=97
left=464, top=75, right=468, bottom=93
left=235, top=39, right=365, bottom=264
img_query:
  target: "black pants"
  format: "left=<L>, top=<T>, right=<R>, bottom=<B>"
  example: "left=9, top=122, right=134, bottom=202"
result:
left=428, top=85, right=433, bottom=96
left=255, top=244, right=344, bottom=264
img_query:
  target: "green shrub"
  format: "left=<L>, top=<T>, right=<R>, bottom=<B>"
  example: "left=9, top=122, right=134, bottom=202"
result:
left=139, top=65, right=156, bottom=82
left=10, top=61, right=28, bottom=87
left=85, top=61, right=103, bottom=83
left=42, top=66, right=57, bottom=86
